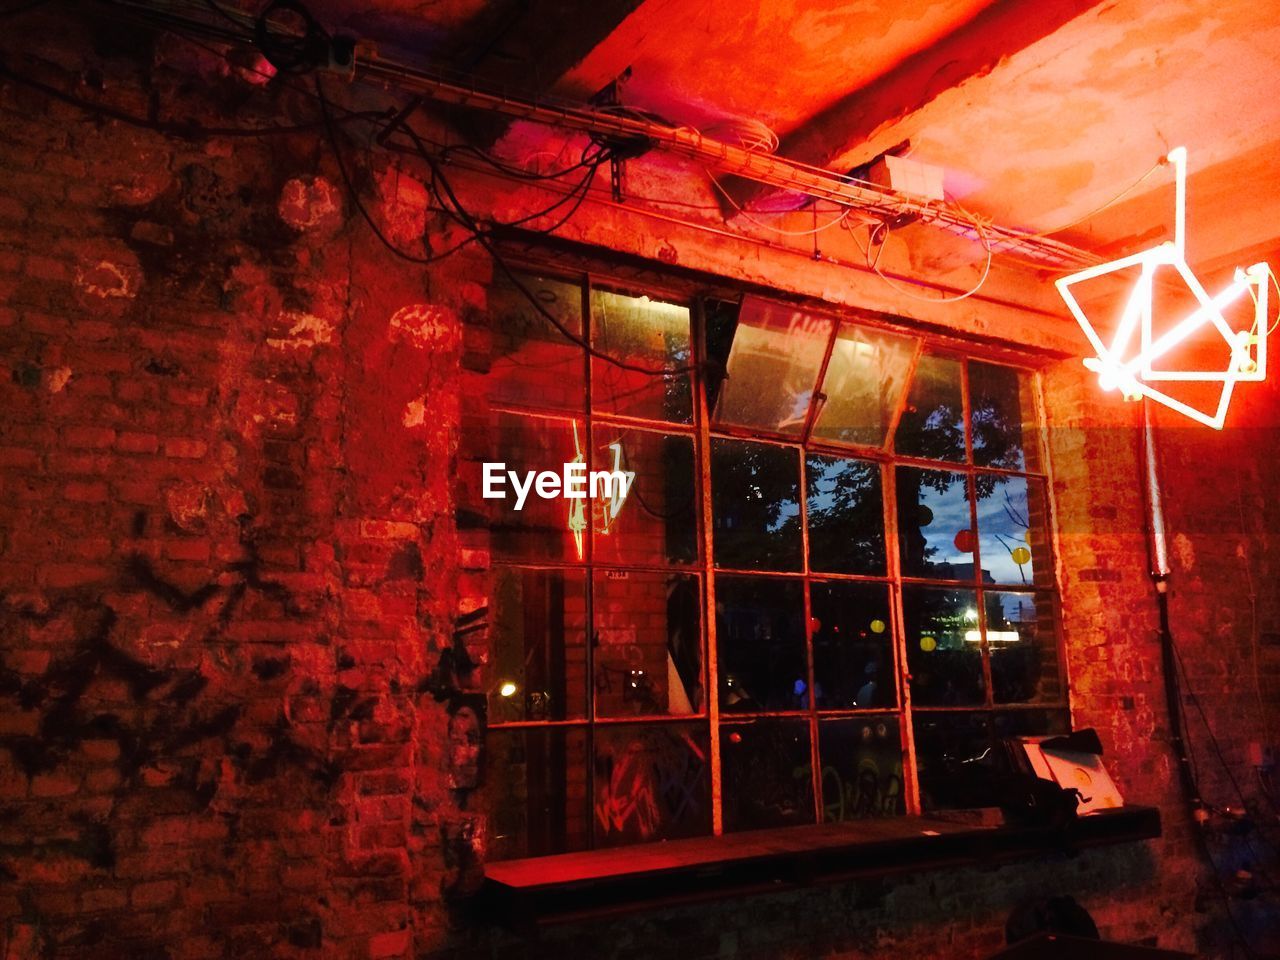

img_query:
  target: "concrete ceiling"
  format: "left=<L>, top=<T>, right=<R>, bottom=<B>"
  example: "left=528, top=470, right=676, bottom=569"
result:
left=318, top=0, right=1280, bottom=278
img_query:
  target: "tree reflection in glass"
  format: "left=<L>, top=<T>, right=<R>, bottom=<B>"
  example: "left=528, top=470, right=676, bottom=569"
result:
left=711, top=439, right=802, bottom=570
left=895, top=466, right=971, bottom=580
left=806, top=454, right=885, bottom=575
left=894, top=353, right=965, bottom=461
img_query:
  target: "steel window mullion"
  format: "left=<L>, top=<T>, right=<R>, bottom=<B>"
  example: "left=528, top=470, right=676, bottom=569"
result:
left=693, top=298, right=724, bottom=837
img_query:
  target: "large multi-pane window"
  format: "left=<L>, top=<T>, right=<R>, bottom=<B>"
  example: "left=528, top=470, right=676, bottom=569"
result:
left=473, top=270, right=1068, bottom=861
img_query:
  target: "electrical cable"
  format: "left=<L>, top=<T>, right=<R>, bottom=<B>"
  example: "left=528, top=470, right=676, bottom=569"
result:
left=706, top=169, right=853, bottom=236
left=0, top=56, right=386, bottom=139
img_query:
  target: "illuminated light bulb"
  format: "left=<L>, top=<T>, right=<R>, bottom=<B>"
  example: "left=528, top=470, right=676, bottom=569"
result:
left=1057, top=148, right=1272, bottom=430
left=1011, top=546, right=1032, bottom=566
left=963, top=607, right=978, bottom=622
left=498, top=681, right=518, bottom=698
left=919, top=635, right=937, bottom=652
left=870, top=618, right=886, bottom=634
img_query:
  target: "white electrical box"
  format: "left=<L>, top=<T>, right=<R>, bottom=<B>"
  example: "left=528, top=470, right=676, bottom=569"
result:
left=869, top=154, right=946, bottom=202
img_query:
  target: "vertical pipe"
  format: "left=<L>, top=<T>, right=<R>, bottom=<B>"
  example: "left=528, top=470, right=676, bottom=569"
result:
left=1141, top=399, right=1203, bottom=819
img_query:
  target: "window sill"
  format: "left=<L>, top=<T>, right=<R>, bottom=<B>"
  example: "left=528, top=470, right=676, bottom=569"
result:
left=481, top=806, right=1161, bottom=930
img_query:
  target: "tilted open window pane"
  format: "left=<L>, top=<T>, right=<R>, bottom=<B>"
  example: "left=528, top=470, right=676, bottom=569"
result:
left=969, top=360, right=1037, bottom=471
left=488, top=726, right=590, bottom=859
left=593, top=723, right=712, bottom=848
left=810, top=580, right=896, bottom=710
left=902, top=586, right=985, bottom=707
left=975, top=473, right=1051, bottom=588
left=812, top=323, right=917, bottom=448
left=488, top=273, right=585, bottom=413
left=489, top=412, right=583, bottom=563
left=896, top=466, right=973, bottom=580
left=709, top=297, right=831, bottom=436
left=591, top=289, right=693, bottom=424
left=894, top=352, right=966, bottom=462
left=715, top=575, right=807, bottom=713
left=593, top=570, right=703, bottom=718
left=720, top=720, right=815, bottom=831
left=806, top=453, right=886, bottom=575
left=988, top=591, right=1061, bottom=704
left=819, top=718, right=905, bottom=821
left=711, top=438, right=802, bottom=571
left=590, top=426, right=698, bottom=567
left=489, top=566, right=588, bottom=723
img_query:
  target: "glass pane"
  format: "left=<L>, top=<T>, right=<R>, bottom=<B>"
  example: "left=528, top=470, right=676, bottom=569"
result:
left=806, top=454, right=885, bottom=575
left=488, top=273, right=584, bottom=412
left=709, top=297, right=831, bottom=436
left=715, top=576, right=807, bottom=713
left=593, top=723, right=712, bottom=848
left=489, top=567, right=587, bottom=723
left=810, top=580, right=896, bottom=710
left=591, top=289, right=693, bottom=423
left=902, top=586, right=985, bottom=706
left=487, top=726, right=590, bottom=859
left=721, top=720, right=815, bottom=831
left=913, top=708, right=1070, bottom=811
left=975, top=474, right=1051, bottom=588
left=593, top=571, right=703, bottom=718
left=489, top=412, right=583, bottom=562
left=969, top=361, right=1037, bottom=471
left=591, top=426, right=698, bottom=566
left=911, top=711, right=993, bottom=811
left=813, top=323, right=917, bottom=448
left=711, top=439, right=802, bottom=571
left=894, top=352, right=965, bottom=462
left=818, top=718, right=905, bottom=821
left=895, top=466, right=973, bottom=580
left=988, top=591, right=1062, bottom=704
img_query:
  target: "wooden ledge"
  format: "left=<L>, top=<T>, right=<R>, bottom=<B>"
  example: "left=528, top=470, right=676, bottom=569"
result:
left=482, top=806, right=1161, bottom=929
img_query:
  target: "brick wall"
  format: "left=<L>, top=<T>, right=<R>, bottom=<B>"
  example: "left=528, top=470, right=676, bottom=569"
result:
left=1, top=8, right=1277, bottom=960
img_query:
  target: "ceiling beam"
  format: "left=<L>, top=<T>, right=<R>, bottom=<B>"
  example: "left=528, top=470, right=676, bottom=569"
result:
left=724, top=0, right=1107, bottom=211
left=454, top=0, right=647, bottom=143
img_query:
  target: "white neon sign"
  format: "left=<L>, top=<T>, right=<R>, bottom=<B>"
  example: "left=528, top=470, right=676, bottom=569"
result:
left=1056, top=147, right=1271, bottom=429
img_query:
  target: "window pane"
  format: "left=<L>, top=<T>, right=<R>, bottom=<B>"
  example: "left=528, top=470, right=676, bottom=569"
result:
left=806, top=454, right=885, bottom=575
left=487, top=726, right=590, bottom=859
left=969, top=361, right=1037, bottom=471
left=911, top=711, right=992, bottom=811
left=894, top=353, right=965, bottom=462
left=711, top=439, right=802, bottom=571
left=912, top=709, right=1071, bottom=812
left=810, top=581, right=896, bottom=710
left=902, top=586, right=984, bottom=706
left=593, top=571, right=703, bottom=718
left=819, top=718, right=905, bottom=821
left=709, top=297, right=831, bottom=436
left=593, top=723, right=712, bottom=848
left=813, top=323, right=916, bottom=448
left=896, top=466, right=973, bottom=580
left=489, top=567, right=587, bottom=723
left=715, top=576, right=807, bottom=713
left=721, top=720, right=815, bottom=831
left=489, top=412, right=583, bottom=562
left=976, top=474, right=1051, bottom=588
left=591, top=289, right=692, bottom=423
left=487, top=273, right=584, bottom=412
left=988, top=591, right=1061, bottom=704
left=591, top=426, right=698, bottom=566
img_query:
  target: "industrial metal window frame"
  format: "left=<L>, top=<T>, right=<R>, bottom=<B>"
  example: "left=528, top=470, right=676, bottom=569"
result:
left=480, top=256, right=1071, bottom=849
